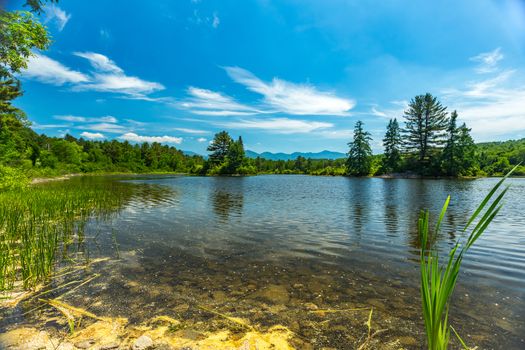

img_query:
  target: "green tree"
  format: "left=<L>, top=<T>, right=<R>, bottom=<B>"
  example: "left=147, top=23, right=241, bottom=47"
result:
left=207, top=131, right=233, bottom=165
left=346, top=120, right=373, bottom=176
left=382, top=118, right=402, bottom=173
left=225, top=136, right=245, bottom=173
left=403, top=93, right=448, bottom=172
left=441, top=111, right=460, bottom=176
left=0, top=10, right=49, bottom=166
left=442, top=112, right=477, bottom=176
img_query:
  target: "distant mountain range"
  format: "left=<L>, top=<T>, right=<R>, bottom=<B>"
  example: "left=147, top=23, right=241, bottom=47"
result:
left=245, top=150, right=346, bottom=160
left=183, top=149, right=346, bottom=160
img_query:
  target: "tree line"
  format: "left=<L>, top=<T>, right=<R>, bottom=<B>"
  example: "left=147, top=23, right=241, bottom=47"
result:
left=346, top=93, right=524, bottom=177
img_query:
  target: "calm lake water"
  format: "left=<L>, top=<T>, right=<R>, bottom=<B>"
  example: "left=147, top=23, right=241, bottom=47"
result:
left=2, top=175, right=524, bottom=349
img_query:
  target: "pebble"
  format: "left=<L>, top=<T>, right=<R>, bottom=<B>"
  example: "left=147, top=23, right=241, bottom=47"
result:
left=131, top=335, right=154, bottom=350
left=75, top=339, right=96, bottom=349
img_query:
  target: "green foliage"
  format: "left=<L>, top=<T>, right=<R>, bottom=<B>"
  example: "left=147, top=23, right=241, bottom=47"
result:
left=346, top=120, right=373, bottom=176
left=207, top=131, right=233, bottom=165
left=477, top=138, right=525, bottom=176
left=0, top=165, right=29, bottom=191
left=419, top=168, right=514, bottom=349
left=403, top=93, right=448, bottom=173
left=381, top=118, right=402, bottom=173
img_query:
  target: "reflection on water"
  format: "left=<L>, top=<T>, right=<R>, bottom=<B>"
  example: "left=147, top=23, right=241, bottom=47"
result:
left=211, top=177, right=244, bottom=221
left=1, top=175, right=524, bottom=349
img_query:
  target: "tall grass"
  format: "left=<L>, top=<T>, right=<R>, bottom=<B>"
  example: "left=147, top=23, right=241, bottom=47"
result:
left=419, top=168, right=516, bottom=350
left=0, top=181, right=127, bottom=290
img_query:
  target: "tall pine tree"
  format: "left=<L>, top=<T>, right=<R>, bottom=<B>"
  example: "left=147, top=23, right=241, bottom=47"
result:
left=382, top=118, right=402, bottom=173
left=226, top=136, right=245, bottom=173
left=207, top=131, right=232, bottom=165
left=442, top=111, right=477, bottom=176
left=403, top=93, right=448, bottom=172
left=442, top=110, right=460, bottom=176
left=347, top=120, right=372, bottom=176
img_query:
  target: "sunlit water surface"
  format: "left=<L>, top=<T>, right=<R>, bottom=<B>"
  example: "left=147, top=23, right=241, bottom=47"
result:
left=1, top=175, right=524, bottom=349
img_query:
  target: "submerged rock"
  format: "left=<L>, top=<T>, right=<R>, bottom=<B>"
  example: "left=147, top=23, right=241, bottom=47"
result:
left=132, top=335, right=154, bottom=350
left=252, top=284, right=290, bottom=304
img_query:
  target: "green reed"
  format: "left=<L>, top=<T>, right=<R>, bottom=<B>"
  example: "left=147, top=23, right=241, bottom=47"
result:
left=0, top=181, right=127, bottom=291
left=419, top=168, right=516, bottom=350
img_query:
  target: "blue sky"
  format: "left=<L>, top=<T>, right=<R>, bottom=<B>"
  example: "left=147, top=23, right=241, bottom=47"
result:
left=8, top=0, right=525, bottom=153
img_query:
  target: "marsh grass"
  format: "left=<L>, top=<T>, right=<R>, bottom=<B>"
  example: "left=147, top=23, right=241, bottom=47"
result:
left=419, top=168, right=516, bottom=350
left=0, top=182, right=127, bottom=290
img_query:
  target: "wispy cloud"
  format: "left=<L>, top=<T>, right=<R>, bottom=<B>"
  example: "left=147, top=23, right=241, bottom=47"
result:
left=84, top=123, right=128, bottom=134
left=212, top=12, right=220, bottom=28
left=182, top=67, right=354, bottom=116
left=442, top=50, right=525, bottom=139
left=224, top=66, right=355, bottom=116
left=24, top=54, right=89, bottom=85
left=197, top=137, right=207, bottom=142
left=73, top=52, right=123, bottom=73
left=80, top=131, right=105, bottom=140
left=173, top=127, right=210, bottom=134
left=24, top=52, right=164, bottom=98
left=43, top=4, right=71, bottom=31
left=119, top=133, right=182, bottom=144
left=181, top=87, right=259, bottom=116
left=54, top=115, right=118, bottom=123
left=470, top=48, right=504, bottom=74
left=215, top=117, right=333, bottom=134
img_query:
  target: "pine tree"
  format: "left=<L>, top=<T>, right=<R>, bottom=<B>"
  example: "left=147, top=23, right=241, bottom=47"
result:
left=382, top=118, right=402, bottom=173
left=346, top=120, right=372, bottom=176
left=442, top=110, right=460, bottom=176
left=442, top=111, right=477, bottom=176
left=226, top=136, right=245, bottom=173
left=403, top=93, right=448, bottom=172
left=207, top=131, right=232, bottom=164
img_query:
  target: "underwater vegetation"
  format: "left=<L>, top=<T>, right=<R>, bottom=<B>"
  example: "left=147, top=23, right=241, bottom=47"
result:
left=0, top=180, right=128, bottom=290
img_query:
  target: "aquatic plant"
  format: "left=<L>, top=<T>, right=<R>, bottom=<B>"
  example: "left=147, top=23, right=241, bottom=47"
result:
left=0, top=181, right=126, bottom=290
left=418, top=168, right=516, bottom=349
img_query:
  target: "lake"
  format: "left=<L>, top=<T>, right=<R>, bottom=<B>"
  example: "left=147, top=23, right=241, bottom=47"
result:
left=1, top=175, right=524, bottom=349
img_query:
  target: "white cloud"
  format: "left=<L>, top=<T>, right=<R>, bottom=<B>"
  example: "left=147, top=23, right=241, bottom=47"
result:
left=23, top=54, right=89, bottom=85
left=442, top=57, right=525, bottom=139
left=85, top=123, right=128, bottom=134
left=43, top=4, right=71, bottom=31
left=470, top=48, right=504, bottom=74
left=212, top=12, right=220, bottom=28
left=73, top=52, right=123, bottom=73
left=80, top=132, right=105, bottom=140
left=181, top=87, right=259, bottom=115
left=54, top=115, right=118, bottom=123
left=216, top=117, right=333, bottom=134
left=197, top=137, right=207, bottom=142
left=224, top=66, right=355, bottom=115
left=370, top=106, right=388, bottom=118
left=173, top=127, right=209, bottom=134
left=119, top=133, right=182, bottom=144
left=75, top=72, right=164, bottom=96
left=24, top=52, right=164, bottom=98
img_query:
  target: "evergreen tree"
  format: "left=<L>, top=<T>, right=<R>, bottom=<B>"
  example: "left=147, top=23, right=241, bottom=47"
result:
left=442, top=111, right=477, bottom=176
left=382, top=118, right=402, bottom=173
left=442, top=111, right=460, bottom=176
left=346, top=120, right=373, bottom=176
left=226, top=136, right=245, bottom=173
left=456, top=122, right=477, bottom=175
left=403, top=93, right=448, bottom=172
left=207, top=131, right=233, bottom=165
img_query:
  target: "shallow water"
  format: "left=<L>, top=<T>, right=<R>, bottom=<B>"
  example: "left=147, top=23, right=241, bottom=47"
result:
left=1, top=175, right=524, bottom=349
